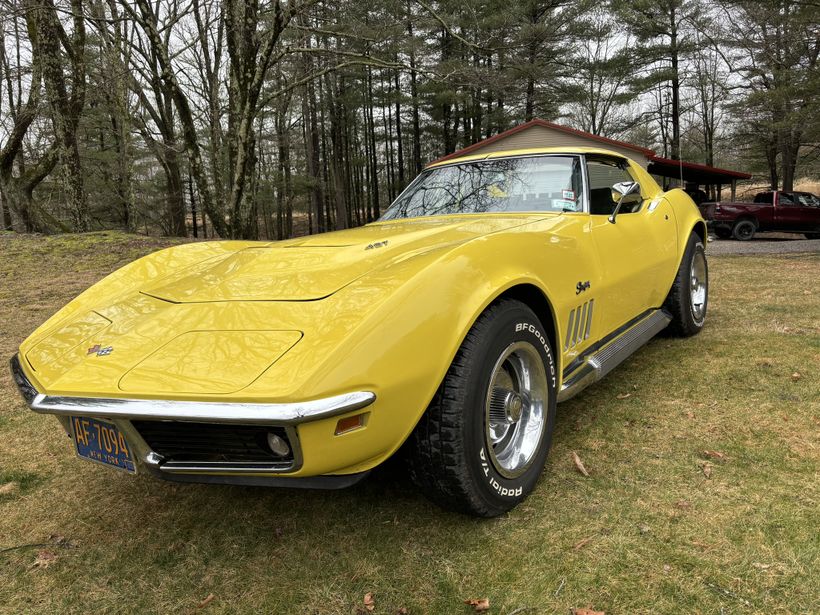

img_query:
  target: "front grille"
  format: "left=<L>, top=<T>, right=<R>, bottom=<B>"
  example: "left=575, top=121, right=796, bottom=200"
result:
left=132, top=421, right=294, bottom=464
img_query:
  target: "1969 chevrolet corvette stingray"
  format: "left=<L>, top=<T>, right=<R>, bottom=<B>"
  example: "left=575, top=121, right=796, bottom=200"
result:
left=11, top=147, right=708, bottom=516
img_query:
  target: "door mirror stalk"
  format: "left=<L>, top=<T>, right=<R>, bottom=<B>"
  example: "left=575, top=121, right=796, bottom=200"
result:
left=609, top=181, right=641, bottom=223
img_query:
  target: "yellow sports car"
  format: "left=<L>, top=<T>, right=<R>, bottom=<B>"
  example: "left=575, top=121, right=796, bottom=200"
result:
left=11, top=147, right=708, bottom=517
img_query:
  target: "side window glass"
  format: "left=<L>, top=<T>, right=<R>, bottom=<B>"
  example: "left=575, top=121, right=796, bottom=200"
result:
left=587, top=159, right=640, bottom=216
left=779, top=193, right=795, bottom=206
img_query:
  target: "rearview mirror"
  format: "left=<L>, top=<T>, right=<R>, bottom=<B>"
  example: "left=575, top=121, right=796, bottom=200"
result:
left=609, top=181, right=641, bottom=223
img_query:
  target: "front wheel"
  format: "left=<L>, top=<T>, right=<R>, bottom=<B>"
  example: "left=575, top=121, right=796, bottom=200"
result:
left=407, top=299, right=557, bottom=517
left=663, top=233, right=708, bottom=337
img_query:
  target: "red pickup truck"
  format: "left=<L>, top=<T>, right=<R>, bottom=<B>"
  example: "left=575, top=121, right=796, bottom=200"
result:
left=699, top=191, right=820, bottom=240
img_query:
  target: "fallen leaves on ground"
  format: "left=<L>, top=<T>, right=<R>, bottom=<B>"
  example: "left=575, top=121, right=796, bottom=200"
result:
left=396, top=608, right=409, bottom=614
left=463, top=598, right=490, bottom=612
left=363, top=592, right=375, bottom=612
left=572, top=452, right=590, bottom=477
left=571, top=608, right=605, bottom=615
left=196, top=594, right=215, bottom=609
left=700, top=462, right=713, bottom=478
left=675, top=499, right=691, bottom=509
left=0, top=482, right=19, bottom=495
left=29, top=549, right=58, bottom=570
left=573, top=536, right=594, bottom=550
left=616, top=392, right=631, bottom=399
left=691, top=539, right=715, bottom=550
left=702, top=450, right=725, bottom=460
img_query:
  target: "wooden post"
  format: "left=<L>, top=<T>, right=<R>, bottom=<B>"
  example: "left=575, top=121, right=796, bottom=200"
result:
left=717, top=184, right=722, bottom=201
left=731, top=179, right=737, bottom=201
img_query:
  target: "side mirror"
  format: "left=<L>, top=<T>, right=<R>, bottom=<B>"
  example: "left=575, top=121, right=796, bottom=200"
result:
left=609, top=181, right=641, bottom=223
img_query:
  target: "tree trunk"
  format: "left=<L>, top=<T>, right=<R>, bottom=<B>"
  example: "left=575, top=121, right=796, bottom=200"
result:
left=408, top=17, right=422, bottom=174
left=32, top=0, right=88, bottom=231
left=1, top=197, right=11, bottom=231
left=780, top=129, right=800, bottom=192
left=394, top=67, right=405, bottom=186
left=164, top=143, right=187, bottom=236
left=303, top=76, right=325, bottom=233
left=765, top=134, right=778, bottom=190
left=188, top=173, right=198, bottom=238
left=366, top=66, right=380, bottom=220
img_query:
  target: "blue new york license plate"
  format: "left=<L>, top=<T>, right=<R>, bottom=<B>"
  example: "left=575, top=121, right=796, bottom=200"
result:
left=70, top=416, right=136, bottom=473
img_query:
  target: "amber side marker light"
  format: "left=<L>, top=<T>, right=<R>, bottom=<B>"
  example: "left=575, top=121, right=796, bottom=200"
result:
left=335, top=413, right=367, bottom=435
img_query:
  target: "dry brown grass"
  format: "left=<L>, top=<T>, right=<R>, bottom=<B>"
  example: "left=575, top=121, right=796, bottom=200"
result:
left=1, top=232, right=818, bottom=614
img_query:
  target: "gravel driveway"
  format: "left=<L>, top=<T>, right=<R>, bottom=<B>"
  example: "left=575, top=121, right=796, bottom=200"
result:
left=707, top=232, right=820, bottom=255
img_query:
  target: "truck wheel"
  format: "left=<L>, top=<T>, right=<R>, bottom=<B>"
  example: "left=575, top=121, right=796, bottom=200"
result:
left=407, top=299, right=557, bottom=517
left=732, top=219, right=756, bottom=241
left=663, top=233, right=708, bottom=337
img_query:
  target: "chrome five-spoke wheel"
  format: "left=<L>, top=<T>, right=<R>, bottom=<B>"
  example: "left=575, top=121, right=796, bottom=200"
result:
left=690, top=249, right=707, bottom=323
left=485, top=341, right=549, bottom=479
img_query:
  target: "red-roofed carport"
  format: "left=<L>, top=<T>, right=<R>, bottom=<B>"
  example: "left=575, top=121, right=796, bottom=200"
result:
left=648, top=155, right=752, bottom=201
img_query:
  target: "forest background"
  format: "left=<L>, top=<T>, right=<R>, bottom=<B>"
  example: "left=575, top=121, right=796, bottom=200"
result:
left=1, top=0, right=817, bottom=239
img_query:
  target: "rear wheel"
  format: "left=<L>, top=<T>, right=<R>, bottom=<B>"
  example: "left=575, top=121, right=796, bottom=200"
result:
left=663, top=233, right=708, bottom=337
left=407, top=299, right=557, bottom=517
left=732, top=219, right=756, bottom=241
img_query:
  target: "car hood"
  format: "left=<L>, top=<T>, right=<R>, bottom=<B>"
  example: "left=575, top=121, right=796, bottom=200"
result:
left=142, top=216, right=539, bottom=303
left=18, top=215, right=553, bottom=397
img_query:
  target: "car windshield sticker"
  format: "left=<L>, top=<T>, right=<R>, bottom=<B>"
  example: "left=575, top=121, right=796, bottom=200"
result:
left=562, top=189, right=575, bottom=201
left=553, top=199, right=578, bottom=211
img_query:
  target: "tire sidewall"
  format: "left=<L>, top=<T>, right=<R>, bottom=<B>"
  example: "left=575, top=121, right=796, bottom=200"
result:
left=733, top=220, right=755, bottom=241
left=461, top=304, right=557, bottom=512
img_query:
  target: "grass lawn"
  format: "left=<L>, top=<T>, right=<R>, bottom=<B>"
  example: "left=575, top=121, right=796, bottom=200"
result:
left=0, top=232, right=818, bottom=614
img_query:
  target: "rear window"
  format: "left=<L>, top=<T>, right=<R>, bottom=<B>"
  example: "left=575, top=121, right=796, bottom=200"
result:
left=753, top=192, right=773, bottom=203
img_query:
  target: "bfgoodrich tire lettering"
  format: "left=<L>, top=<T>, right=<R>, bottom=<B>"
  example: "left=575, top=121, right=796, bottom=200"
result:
left=407, top=299, right=557, bottom=517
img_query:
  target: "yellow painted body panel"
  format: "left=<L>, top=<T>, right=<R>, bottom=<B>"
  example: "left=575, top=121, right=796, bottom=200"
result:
left=16, top=147, right=706, bottom=478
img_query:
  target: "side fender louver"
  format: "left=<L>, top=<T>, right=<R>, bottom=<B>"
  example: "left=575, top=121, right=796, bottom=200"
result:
left=564, top=299, right=594, bottom=351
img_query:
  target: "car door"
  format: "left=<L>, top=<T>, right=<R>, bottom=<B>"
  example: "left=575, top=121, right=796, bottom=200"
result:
left=586, top=155, right=677, bottom=336
left=773, top=193, right=800, bottom=230
left=775, top=193, right=820, bottom=232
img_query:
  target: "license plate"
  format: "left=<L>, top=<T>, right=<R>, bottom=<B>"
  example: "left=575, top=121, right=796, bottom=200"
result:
left=70, top=416, right=136, bottom=474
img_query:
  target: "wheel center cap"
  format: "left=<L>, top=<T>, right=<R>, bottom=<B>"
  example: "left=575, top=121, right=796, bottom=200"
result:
left=505, top=392, right=523, bottom=423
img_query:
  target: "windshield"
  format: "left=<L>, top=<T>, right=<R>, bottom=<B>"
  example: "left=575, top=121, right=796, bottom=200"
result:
left=381, top=155, right=583, bottom=220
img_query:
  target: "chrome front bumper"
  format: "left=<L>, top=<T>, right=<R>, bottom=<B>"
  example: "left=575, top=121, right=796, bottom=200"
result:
left=9, top=354, right=376, bottom=481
